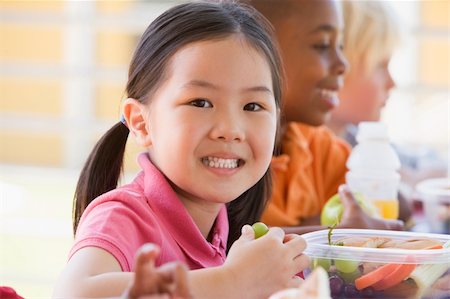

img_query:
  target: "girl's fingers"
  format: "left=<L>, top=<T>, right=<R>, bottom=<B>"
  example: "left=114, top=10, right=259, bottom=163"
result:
left=283, top=234, right=307, bottom=257
left=240, top=224, right=255, bottom=241
left=266, top=226, right=285, bottom=240
left=283, top=233, right=297, bottom=242
left=282, top=235, right=309, bottom=274
left=292, top=253, right=310, bottom=274
left=284, top=234, right=306, bottom=247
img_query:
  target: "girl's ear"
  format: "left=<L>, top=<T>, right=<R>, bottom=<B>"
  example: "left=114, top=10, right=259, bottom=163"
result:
left=122, top=98, right=152, bottom=147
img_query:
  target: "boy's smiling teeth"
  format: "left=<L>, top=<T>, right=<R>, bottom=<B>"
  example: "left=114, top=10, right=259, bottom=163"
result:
left=318, top=88, right=339, bottom=106
left=202, top=156, right=239, bottom=169
left=319, top=88, right=338, bottom=98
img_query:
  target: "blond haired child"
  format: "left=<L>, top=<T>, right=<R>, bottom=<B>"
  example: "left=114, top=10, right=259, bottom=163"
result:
left=329, top=1, right=445, bottom=221
left=329, top=0, right=400, bottom=140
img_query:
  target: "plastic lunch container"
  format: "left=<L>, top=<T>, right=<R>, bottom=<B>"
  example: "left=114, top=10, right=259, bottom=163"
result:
left=416, top=177, right=450, bottom=234
left=302, top=229, right=450, bottom=299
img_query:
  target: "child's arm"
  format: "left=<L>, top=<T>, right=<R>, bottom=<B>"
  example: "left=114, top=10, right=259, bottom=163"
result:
left=52, top=246, right=132, bottom=298
left=53, top=226, right=308, bottom=299
left=54, top=244, right=191, bottom=299
left=278, top=185, right=405, bottom=235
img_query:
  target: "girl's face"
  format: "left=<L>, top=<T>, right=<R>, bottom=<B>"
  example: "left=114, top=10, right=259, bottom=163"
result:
left=335, top=57, right=396, bottom=124
left=276, top=0, right=347, bottom=126
left=144, top=36, right=277, bottom=207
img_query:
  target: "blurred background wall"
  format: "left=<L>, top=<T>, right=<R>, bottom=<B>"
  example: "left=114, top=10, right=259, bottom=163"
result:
left=0, top=0, right=181, bottom=171
left=0, top=0, right=448, bottom=297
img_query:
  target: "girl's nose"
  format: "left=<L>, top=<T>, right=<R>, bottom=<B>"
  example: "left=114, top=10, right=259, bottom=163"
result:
left=209, top=113, right=245, bottom=142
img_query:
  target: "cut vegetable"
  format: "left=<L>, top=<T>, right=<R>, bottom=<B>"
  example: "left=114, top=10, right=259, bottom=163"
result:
left=427, top=244, right=443, bottom=250
left=409, top=240, right=450, bottom=293
left=372, top=263, right=416, bottom=290
left=355, top=263, right=401, bottom=290
left=409, top=263, right=449, bottom=294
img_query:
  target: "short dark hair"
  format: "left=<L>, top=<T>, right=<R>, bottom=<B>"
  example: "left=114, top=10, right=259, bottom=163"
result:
left=246, top=0, right=300, bottom=25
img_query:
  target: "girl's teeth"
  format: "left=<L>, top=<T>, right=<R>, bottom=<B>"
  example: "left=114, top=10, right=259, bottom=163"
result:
left=203, top=157, right=239, bottom=169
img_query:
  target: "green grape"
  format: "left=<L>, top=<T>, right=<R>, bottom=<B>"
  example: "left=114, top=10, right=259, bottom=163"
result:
left=339, top=269, right=360, bottom=283
left=334, top=259, right=359, bottom=273
left=252, top=222, right=269, bottom=239
left=313, top=258, right=332, bottom=271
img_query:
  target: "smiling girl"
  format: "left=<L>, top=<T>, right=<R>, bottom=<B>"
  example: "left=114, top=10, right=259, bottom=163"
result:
left=52, top=1, right=308, bottom=299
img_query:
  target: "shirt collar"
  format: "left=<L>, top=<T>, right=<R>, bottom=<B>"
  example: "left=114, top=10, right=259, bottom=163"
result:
left=136, top=153, right=228, bottom=265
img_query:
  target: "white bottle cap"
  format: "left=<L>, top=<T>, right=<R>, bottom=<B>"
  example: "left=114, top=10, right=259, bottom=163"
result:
left=347, top=121, right=401, bottom=172
left=356, top=122, right=389, bottom=143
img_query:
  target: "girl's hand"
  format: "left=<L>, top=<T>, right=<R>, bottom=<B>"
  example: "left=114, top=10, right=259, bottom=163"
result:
left=223, top=225, right=309, bottom=299
left=123, top=244, right=192, bottom=299
left=337, top=185, right=404, bottom=230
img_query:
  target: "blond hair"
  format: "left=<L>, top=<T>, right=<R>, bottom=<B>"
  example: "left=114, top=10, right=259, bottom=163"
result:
left=343, top=0, right=400, bottom=73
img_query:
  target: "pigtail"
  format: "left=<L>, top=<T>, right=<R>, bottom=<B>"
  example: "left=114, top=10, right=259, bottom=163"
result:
left=226, top=170, right=271, bottom=251
left=72, top=122, right=129, bottom=235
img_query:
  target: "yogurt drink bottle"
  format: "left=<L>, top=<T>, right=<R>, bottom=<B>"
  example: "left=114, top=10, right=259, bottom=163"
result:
left=346, top=122, right=401, bottom=219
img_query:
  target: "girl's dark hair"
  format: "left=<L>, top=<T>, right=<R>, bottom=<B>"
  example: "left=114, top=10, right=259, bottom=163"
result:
left=73, top=0, right=283, bottom=250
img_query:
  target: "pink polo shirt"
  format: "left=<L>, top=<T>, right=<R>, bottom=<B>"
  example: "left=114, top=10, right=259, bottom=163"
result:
left=69, top=153, right=229, bottom=272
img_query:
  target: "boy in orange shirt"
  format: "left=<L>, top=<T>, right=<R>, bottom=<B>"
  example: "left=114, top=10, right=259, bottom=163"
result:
left=249, top=0, right=405, bottom=233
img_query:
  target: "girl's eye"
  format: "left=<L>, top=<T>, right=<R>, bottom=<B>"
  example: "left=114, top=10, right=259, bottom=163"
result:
left=189, top=99, right=212, bottom=108
left=313, top=43, right=331, bottom=52
left=244, top=102, right=263, bottom=111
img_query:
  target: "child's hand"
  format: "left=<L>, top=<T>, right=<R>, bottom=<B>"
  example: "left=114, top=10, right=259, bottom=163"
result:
left=223, top=225, right=309, bottom=299
left=337, top=185, right=404, bottom=230
left=123, top=244, right=192, bottom=299
left=269, top=267, right=331, bottom=299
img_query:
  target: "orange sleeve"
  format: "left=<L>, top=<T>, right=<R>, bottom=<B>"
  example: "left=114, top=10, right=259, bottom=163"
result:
left=310, top=126, right=351, bottom=204
left=262, top=123, right=351, bottom=226
left=261, top=155, right=301, bottom=226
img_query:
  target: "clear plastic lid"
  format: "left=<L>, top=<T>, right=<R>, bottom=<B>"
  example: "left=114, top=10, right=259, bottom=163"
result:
left=416, top=177, right=450, bottom=200
left=302, top=229, right=450, bottom=264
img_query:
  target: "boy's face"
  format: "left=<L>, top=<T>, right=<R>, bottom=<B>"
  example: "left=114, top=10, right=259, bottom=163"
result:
left=275, top=0, right=347, bottom=126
